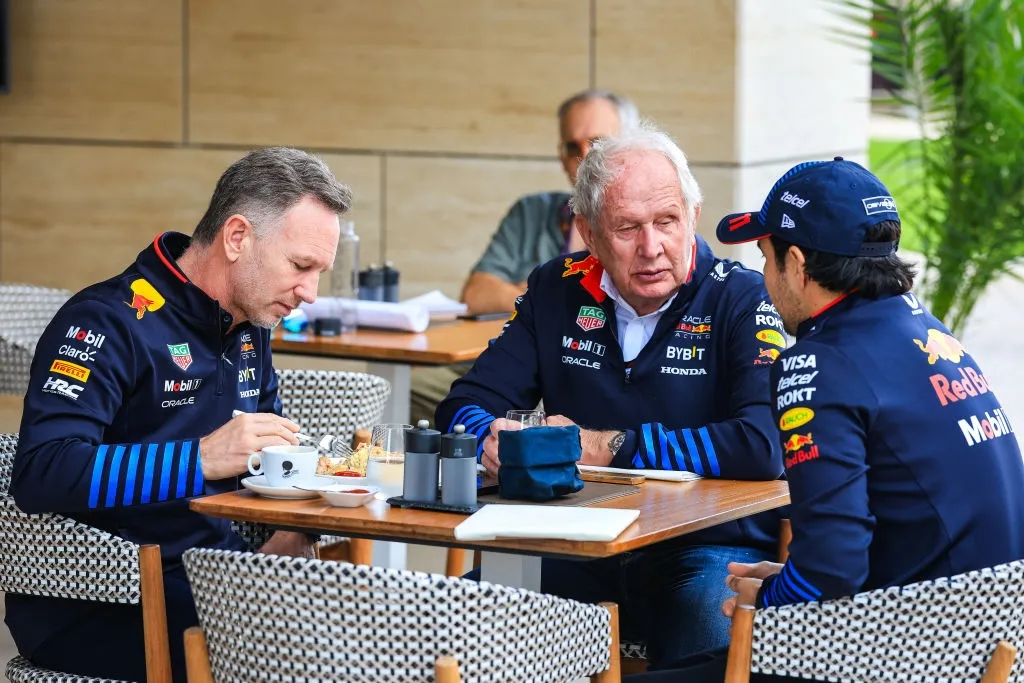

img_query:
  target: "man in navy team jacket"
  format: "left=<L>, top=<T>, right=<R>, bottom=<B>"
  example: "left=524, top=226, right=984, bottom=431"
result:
left=436, top=125, right=786, bottom=667
left=8, top=147, right=352, bottom=682
left=633, top=158, right=1024, bottom=682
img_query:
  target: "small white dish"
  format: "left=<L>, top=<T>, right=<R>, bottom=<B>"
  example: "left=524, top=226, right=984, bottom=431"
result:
left=241, top=475, right=320, bottom=500
left=314, top=474, right=370, bottom=487
left=310, top=484, right=380, bottom=508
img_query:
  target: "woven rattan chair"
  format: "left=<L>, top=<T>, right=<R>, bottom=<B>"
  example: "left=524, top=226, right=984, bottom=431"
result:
left=275, top=368, right=390, bottom=447
left=182, top=547, right=620, bottom=683
left=0, top=432, right=172, bottom=683
left=612, top=519, right=794, bottom=674
left=0, top=284, right=73, bottom=395
left=724, top=559, right=1024, bottom=683
left=0, top=284, right=72, bottom=395
left=275, top=368, right=391, bottom=563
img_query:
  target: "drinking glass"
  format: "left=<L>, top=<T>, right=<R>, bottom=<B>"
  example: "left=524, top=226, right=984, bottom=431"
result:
left=365, top=423, right=411, bottom=498
left=505, top=409, right=546, bottom=430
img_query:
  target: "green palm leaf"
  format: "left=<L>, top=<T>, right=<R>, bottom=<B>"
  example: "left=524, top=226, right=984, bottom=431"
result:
left=843, top=0, right=1024, bottom=333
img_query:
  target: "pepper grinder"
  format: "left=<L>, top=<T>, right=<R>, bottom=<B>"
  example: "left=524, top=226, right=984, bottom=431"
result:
left=441, top=424, right=478, bottom=508
left=402, top=420, right=440, bottom=502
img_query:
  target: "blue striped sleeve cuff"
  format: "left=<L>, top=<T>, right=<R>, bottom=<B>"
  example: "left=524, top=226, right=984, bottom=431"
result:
left=88, top=439, right=203, bottom=509
left=449, top=404, right=496, bottom=461
left=758, top=562, right=822, bottom=607
left=625, top=423, right=720, bottom=475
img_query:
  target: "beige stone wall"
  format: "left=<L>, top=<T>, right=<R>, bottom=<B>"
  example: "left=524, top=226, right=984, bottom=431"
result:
left=0, top=0, right=870, bottom=298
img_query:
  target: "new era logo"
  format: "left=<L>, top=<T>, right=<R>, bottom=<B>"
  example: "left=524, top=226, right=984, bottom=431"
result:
left=781, top=214, right=796, bottom=230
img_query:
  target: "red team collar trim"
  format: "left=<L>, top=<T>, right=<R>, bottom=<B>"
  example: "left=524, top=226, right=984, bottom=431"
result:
left=580, top=261, right=606, bottom=303
left=810, top=289, right=855, bottom=319
left=576, top=240, right=697, bottom=303
left=153, top=233, right=189, bottom=284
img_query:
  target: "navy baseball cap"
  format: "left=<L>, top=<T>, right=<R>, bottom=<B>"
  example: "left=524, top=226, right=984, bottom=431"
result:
left=716, top=157, right=901, bottom=257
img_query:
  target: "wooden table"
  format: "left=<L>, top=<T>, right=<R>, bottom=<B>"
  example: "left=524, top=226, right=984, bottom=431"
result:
left=271, top=319, right=506, bottom=424
left=192, top=478, right=789, bottom=590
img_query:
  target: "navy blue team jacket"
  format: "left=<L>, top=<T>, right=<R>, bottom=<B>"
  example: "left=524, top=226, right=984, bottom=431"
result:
left=759, top=292, right=1024, bottom=607
left=436, top=237, right=786, bottom=550
left=7, top=232, right=281, bottom=656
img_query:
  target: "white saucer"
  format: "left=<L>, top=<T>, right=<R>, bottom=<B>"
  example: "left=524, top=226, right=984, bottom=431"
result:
left=241, top=475, right=320, bottom=500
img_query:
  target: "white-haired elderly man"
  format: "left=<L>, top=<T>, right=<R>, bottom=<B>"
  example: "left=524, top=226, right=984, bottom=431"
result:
left=411, top=88, right=640, bottom=423
left=436, top=125, right=785, bottom=667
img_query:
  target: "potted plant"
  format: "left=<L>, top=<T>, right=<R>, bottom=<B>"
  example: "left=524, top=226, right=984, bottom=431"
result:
left=841, top=0, right=1024, bottom=334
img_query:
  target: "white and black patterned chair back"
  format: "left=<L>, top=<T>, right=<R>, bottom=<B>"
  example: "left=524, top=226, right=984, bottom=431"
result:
left=0, top=284, right=72, bottom=395
left=275, top=368, right=390, bottom=445
left=750, top=560, right=1024, bottom=682
left=184, top=548, right=614, bottom=683
left=0, top=432, right=147, bottom=683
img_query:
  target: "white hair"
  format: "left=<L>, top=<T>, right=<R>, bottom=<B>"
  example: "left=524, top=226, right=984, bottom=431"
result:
left=570, top=122, right=703, bottom=231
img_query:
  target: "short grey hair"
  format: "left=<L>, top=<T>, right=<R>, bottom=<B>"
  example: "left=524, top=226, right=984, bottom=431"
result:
left=571, top=123, right=703, bottom=231
left=557, top=89, right=640, bottom=134
left=192, top=147, right=353, bottom=246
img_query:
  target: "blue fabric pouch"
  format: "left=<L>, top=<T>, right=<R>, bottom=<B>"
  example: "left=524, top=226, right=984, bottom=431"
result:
left=497, top=425, right=584, bottom=501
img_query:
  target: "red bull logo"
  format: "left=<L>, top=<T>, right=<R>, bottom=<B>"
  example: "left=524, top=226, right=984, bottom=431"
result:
left=783, top=433, right=813, bottom=453
left=240, top=342, right=255, bottom=353
left=757, top=347, right=780, bottom=364
left=562, top=255, right=597, bottom=278
left=124, top=279, right=165, bottom=320
left=676, top=323, right=712, bottom=334
left=782, top=433, right=818, bottom=468
left=913, top=328, right=965, bottom=365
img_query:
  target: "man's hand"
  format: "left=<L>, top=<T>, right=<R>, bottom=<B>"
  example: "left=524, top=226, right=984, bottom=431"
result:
left=199, top=412, right=300, bottom=480
left=257, top=530, right=314, bottom=558
left=481, top=417, right=516, bottom=477
left=547, top=414, right=618, bottom=466
left=461, top=272, right=526, bottom=316
left=721, top=561, right=784, bottom=617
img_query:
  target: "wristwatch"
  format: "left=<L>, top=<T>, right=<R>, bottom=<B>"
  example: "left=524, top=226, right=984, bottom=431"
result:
left=607, top=430, right=627, bottom=458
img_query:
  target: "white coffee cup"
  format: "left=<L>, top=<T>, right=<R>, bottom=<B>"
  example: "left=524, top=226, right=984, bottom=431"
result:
left=247, top=445, right=318, bottom=488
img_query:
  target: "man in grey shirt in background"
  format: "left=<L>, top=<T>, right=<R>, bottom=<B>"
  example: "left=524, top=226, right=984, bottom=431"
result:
left=410, top=89, right=639, bottom=421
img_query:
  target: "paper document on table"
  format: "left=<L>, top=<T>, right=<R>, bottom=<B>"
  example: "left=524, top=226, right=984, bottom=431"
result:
left=577, top=465, right=701, bottom=482
left=454, top=504, right=639, bottom=542
left=402, top=290, right=468, bottom=320
left=299, top=298, right=431, bottom=333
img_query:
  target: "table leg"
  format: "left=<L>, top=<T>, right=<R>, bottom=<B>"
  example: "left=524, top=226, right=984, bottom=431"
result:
left=480, top=551, right=542, bottom=591
left=363, top=363, right=412, bottom=569
left=371, top=540, right=408, bottom=570
left=367, top=362, right=411, bottom=425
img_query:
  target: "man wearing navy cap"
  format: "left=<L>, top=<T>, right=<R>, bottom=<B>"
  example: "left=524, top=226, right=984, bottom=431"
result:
left=631, top=157, right=1024, bottom=682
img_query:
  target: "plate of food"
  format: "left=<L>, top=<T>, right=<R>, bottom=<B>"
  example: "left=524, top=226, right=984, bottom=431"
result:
left=315, top=440, right=400, bottom=485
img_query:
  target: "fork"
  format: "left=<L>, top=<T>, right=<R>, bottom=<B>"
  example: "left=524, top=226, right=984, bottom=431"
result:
left=231, top=410, right=354, bottom=458
left=295, top=432, right=354, bottom=458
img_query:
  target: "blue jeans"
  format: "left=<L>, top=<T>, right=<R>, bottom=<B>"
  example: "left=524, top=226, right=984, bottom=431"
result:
left=540, top=543, right=773, bottom=670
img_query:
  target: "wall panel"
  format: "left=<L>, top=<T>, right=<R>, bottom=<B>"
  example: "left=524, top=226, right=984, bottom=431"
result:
left=0, top=0, right=183, bottom=142
left=0, top=144, right=381, bottom=293
left=385, top=156, right=566, bottom=298
left=188, top=0, right=589, bottom=155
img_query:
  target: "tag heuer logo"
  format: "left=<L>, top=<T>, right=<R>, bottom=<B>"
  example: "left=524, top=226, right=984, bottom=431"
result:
left=576, top=306, right=606, bottom=332
left=167, top=343, right=193, bottom=371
